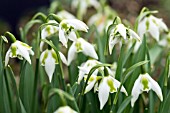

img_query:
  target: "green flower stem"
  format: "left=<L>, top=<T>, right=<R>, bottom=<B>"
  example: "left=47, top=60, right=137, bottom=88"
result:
left=32, top=12, right=47, bottom=22
left=46, top=13, right=62, bottom=23
left=4, top=32, right=16, bottom=43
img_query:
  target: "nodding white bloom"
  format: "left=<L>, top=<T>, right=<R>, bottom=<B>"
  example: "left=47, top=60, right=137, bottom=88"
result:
left=54, top=106, right=77, bottom=113
left=40, top=20, right=59, bottom=51
left=158, top=32, right=170, bottom=48
left=78, top=59, right=101, bottom=84
left=71, top=0, right=100, bottom=18
left=98, top=75, right=128, bottom=110
left=59, top=19, right=88, bottom=48
left=138, top=15, right=168, bottom=41
left=109, top=23, right=140, bottom=54
left=57, top=10, right=76, bottom=19
left=67, top=38, right=98, bottom=65
left=5, top=40, right=34, bottom=66
left=131, top=73, right=163, bottom=107
left=40, top=48, right=67, bottom=82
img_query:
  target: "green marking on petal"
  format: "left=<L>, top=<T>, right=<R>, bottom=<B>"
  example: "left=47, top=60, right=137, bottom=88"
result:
left=46, top=26, right=52, bottom=35
left=20, top=42, right=31, bottom=49
left=51, top=50, right=59, bottom=64
left=107, top=78, right=116, bottom=92
left=146, top=20, right=149, bottom=30
left=42, top=51, right=48, bottom=65
left=141, top=77, right=149, bottom=90
left=11, top=45, right=17, bottom=57
left=75, top=41, right=83, bottom=52
left=89, top=76, right=95, bottom=82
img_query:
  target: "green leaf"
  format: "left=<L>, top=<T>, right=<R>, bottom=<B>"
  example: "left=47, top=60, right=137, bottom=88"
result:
left=149, top=45, right=162, bottom=65
left=117, top=96, right=132, bottom=113
left=161, top=91, right=170, bottom=113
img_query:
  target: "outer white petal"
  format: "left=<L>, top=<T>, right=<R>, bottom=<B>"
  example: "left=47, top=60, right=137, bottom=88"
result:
left=112, top=77, right=128, bottom=96
left=98, top=77, right=110, bottom=110
left=117, top=24, right=127, bottom=39
left=159, top=20, right=168, bottom=32
left=84, top=75, right=97, bottom=94
left=158, top=38, right=167, bottom=47
left=59, top=27, right=68, bottom=48
left=78, top=70, right=86, bottom=84
left=89, top=0, right=100, bottom=9
left=57, top=10, right=76, bottom=19
left=58, top=51, right=68, bottom=66
left=131, top=75, right=142, bottom=107
left=63, top=19, right=89, bottom=32
left=137, top=18, right=147, bottom=38
left=80, top=38, right=98, bottom=59
left=129, top=29, right=141, bottom=41
left=40, top=50, right=46, bottom=66
left=68, top=31, right=77, bottom=42
left=5, top=49, right=11, bottom=66
left=45, top=52, right=56, bottom=82
left=148, top=19, right=160, bottom=41
left=146, top=74, right=163, bottom=101
left=54, top=106, right=77, bottom=113
left=109, top=36, right=119, bottom=54
left=17, top=43, right=32, bottom=64
left=67, top=42, right=77, bottom=65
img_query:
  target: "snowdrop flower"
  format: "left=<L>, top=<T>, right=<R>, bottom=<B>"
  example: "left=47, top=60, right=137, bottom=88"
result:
left=59, top=19, right=88, bottom=48
left=78, top=59, right=101, bottom=84
left=67, top=38, right=98, bottom=65
left=72, top=0, right=100, bottom=19
left=5, top=40, right=34, bottom=66
left=137, top=13, right=168, bottom=41
left=109, top=23, right=140, bottom=54
left=158, top=31, right=170, bottom=48
left=40, top=48, right=67, bottom=82
left=98, top=75, right=128, bottom=110
left=57, top=10, right=76, bottom=19
left=40, top=20, right=59, bottom=51
left=131, top=73, right=163, bottom=107
left=54, top=106, right=77, bottom=113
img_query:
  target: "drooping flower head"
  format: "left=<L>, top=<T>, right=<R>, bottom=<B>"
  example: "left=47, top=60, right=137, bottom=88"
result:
left=67, top=37, right=98, bottom=65
left=40, top=48, right=67, bottom=82
left=5, top=40, right=34, bottom=66
left=137, top=7, right=168, bottom=41
left=98, top=75, right=128, bottom=110
left=40, top=20, right=59, bottom=51
left=59, top=19, right=88, bottom=48
left=131, top=73, right=163, bottom=107
left=108, top=20, right=140, bottom=54
left=54, top=106, right=77, bottom=113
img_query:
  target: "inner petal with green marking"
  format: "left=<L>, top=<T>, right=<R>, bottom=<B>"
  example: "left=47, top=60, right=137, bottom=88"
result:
left=141, top=76, right=149, bottom=91
left=75, top=41, right=83, bottom=52
left=107, top=78, right=116, bottom=92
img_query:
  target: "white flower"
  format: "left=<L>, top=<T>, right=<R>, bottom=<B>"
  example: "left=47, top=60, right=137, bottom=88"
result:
left=78, top=59, right=101, bottom=84
left=59, top=19, right=88, bottom=48
left=98, top=75, right=128, bottom=110
left=72, top=0, right=100, bottom=18
left=40, top=48, right=67, bottom=82
left=57, top=10, right=76, bottom=19
left=138, top=15, right=168, bottom=41
left=131, top=73, right=163, bottom=107
left=67, top=38, right=98, bottom=65
left=5, top=40, right=34, bottom=66
left=54, top=106, right=77, bottom=113
left=40, top=20, right=59, bottom=51
left=109, top=23, right=140, bottom=54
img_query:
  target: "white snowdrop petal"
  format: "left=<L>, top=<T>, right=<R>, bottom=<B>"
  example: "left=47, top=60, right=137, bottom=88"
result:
left=85, top=76, right=97, bottom=94
left=67, top=42, right=77, bottom=65
left=129, top=29, right=141, bottom=41
left=54, top=106, right=77, bottom=113
left=131, top=75, right=142, bottom=107
left=117, top=24, right=127, bottom=40
left=137, top=18, right=147, bottom=38
left=68, top=31, right=77, bottom=42
left=58, top=51, right=68, bottom=66
left=148, top=19, right=160, bottom=41
left=59, top=27, right=68, bottom=48
left=109, top=36, right=119, bottom=54
left=98, top=77, right=110, bottom=110
left=5, top=50, right=11, bottom=66
left=146, top=74, right=163, bottom=101
left=17, top=43, right=32, bottom=64
left=80, top=38, right=98, bottom=59
left=45, top=53, right=56, bottom=82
